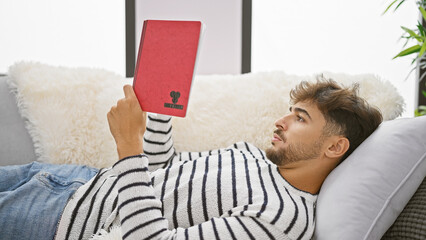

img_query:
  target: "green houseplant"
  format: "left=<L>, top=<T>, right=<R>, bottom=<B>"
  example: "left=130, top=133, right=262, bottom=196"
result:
left=385, top=0, right=426, bottom=116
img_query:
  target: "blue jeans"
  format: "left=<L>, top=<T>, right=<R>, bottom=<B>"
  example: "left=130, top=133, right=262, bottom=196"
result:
left=0, top=162, right=98, bottom=240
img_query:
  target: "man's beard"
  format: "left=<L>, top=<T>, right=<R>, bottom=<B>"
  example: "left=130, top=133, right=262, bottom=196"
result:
left=265, top=129, right=324, bottom=166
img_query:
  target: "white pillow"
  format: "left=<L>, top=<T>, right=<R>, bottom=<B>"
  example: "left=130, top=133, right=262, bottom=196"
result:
left=314, top=116, right=426, bottom=240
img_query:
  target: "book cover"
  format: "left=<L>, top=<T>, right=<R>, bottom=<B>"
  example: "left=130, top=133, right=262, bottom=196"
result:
left=133, top=20, right=202, bottom=117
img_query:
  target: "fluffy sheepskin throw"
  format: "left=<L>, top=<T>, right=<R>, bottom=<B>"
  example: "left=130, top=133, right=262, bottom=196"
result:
left=8, top=62, right=130, bottom=167
left=8, top=62, right=404, bottom=169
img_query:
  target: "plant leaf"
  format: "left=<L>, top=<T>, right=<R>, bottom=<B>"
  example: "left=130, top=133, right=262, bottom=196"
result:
left=394, top=0, right=406, bottom=12
left=393, top=45, right=422, bottom=59
left=419, top=41, right=426, bottom=57
left=419, top=68, right=426, bottom=81
left=420, top=6, right=426, bottom=22
left=401, top=26, right=423, bottom=42
left=404, top=65, right=417, bottom=81
left=417, top=21, right=426, bottom=37
left=417, top=105, right=426, bottom=116
left=383, top=0, right=399, bottom=14
left=415, top=108, right=420, bottom=117
left=422, top=90, right=426, bottom=97
left=414, top=108, right=426, bottom=116
left=399, top=31, right=414, bottom=48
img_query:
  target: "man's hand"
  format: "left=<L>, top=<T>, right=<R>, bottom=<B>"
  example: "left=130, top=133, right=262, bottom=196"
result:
left=107, top=85, right=147, bottom=160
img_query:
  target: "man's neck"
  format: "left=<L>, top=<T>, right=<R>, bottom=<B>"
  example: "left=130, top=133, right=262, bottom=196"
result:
left=277, top=159, right=335, bottom=195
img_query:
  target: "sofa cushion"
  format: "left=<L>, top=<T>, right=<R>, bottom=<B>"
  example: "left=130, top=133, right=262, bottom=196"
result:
left=314, top=116, right=426, bottom=240
left=382, top=177, right=426, bottom=239
left=0, top=76, right=36, bottom=166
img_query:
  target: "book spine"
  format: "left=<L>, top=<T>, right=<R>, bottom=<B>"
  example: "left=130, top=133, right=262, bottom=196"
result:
left=183, top=21, right=203, bottom=117
left=133, top=20, right=148, bottom=87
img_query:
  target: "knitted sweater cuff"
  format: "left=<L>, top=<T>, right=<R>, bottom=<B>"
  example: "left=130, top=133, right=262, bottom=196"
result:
left=112, top=154, right=149, bottom=175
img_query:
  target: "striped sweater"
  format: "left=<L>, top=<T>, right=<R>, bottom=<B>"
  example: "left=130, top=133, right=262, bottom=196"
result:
left=55, top=114, right=317, bottom=240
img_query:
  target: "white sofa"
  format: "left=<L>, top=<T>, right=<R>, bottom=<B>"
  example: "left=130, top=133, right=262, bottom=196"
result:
left=1, top=62, right=425, bottom=239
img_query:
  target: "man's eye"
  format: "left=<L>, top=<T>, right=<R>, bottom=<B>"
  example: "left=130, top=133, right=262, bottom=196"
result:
left=297, top=115, right=304, bottom=122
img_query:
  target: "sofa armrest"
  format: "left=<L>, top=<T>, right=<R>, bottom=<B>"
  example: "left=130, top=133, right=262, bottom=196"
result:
left=0, top=76, right=36, bottom=166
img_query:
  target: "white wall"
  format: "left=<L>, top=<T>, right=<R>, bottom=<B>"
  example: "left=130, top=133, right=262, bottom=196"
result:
left=0, top=0, right=125, bottom=75
left=252, top=0, right=418, bottom=117
left=1, top=1, right=419, bottom=116
left=135, top=0, right=242, bottom=75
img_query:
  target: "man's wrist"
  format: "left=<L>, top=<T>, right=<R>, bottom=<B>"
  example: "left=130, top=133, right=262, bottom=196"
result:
left=117, top=142, right=143, bottom=160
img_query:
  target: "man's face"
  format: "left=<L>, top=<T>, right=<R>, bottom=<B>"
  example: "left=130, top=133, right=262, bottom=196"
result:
left=265, top=101, right=328, bottom=166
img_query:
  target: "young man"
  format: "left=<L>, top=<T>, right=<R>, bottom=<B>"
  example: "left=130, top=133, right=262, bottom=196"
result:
left=0, top=78, right=382, bottom=240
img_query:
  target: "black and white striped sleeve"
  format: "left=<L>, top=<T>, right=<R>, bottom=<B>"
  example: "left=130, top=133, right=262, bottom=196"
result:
left=113, top=155, right=285, bottom=240
left=144, top=113, right=227, bottom=168
left=143, top=114, right=176, bottom=171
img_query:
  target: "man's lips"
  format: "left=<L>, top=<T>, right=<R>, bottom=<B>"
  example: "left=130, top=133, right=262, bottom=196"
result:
left=272, top=130, right=286, bottom=142
left=272, top=133, right=282, bottom=142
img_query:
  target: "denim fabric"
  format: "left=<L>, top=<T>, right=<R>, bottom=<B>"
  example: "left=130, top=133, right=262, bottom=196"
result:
left=0, top=161, right=98, bottom=240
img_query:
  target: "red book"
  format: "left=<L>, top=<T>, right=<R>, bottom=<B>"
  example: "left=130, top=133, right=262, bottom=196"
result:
left=133, top=20, right=203, bottom=117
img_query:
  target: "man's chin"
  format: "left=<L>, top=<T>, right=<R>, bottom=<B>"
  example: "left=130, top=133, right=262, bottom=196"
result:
left=265, top=147, right=285, bottom=166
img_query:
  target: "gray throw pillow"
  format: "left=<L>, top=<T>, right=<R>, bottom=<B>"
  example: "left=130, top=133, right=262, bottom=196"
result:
left=314, top=116, right=426, bottom=240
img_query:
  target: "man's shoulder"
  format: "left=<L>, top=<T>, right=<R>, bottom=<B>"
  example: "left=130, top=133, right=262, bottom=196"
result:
left=201, top=141, right=270, bottom=167
left=228, top=141, right=262, bottom=151
left=227, top=141, right=267, bottom=159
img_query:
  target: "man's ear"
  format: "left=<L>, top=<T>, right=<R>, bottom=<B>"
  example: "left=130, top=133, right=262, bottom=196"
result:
left=324, top=137, right=350, bottom=159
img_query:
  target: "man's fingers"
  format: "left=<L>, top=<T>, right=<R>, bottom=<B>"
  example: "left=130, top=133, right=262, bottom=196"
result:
left=122, top=84, right=144, bottom=112
left=123, top=85, right=136, bottom=98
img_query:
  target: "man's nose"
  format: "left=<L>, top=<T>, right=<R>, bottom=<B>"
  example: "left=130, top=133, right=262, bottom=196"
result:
left=275, top=116, right=288, bottom=131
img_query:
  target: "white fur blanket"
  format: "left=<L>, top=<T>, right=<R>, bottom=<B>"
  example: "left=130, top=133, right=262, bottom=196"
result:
left=7, top=62, right=404, bottom=169
left=7, top=62, right=404, bottom=240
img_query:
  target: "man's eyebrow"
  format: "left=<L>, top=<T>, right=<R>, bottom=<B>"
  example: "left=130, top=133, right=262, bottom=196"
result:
left=289, top=106, right=312, bottom=120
